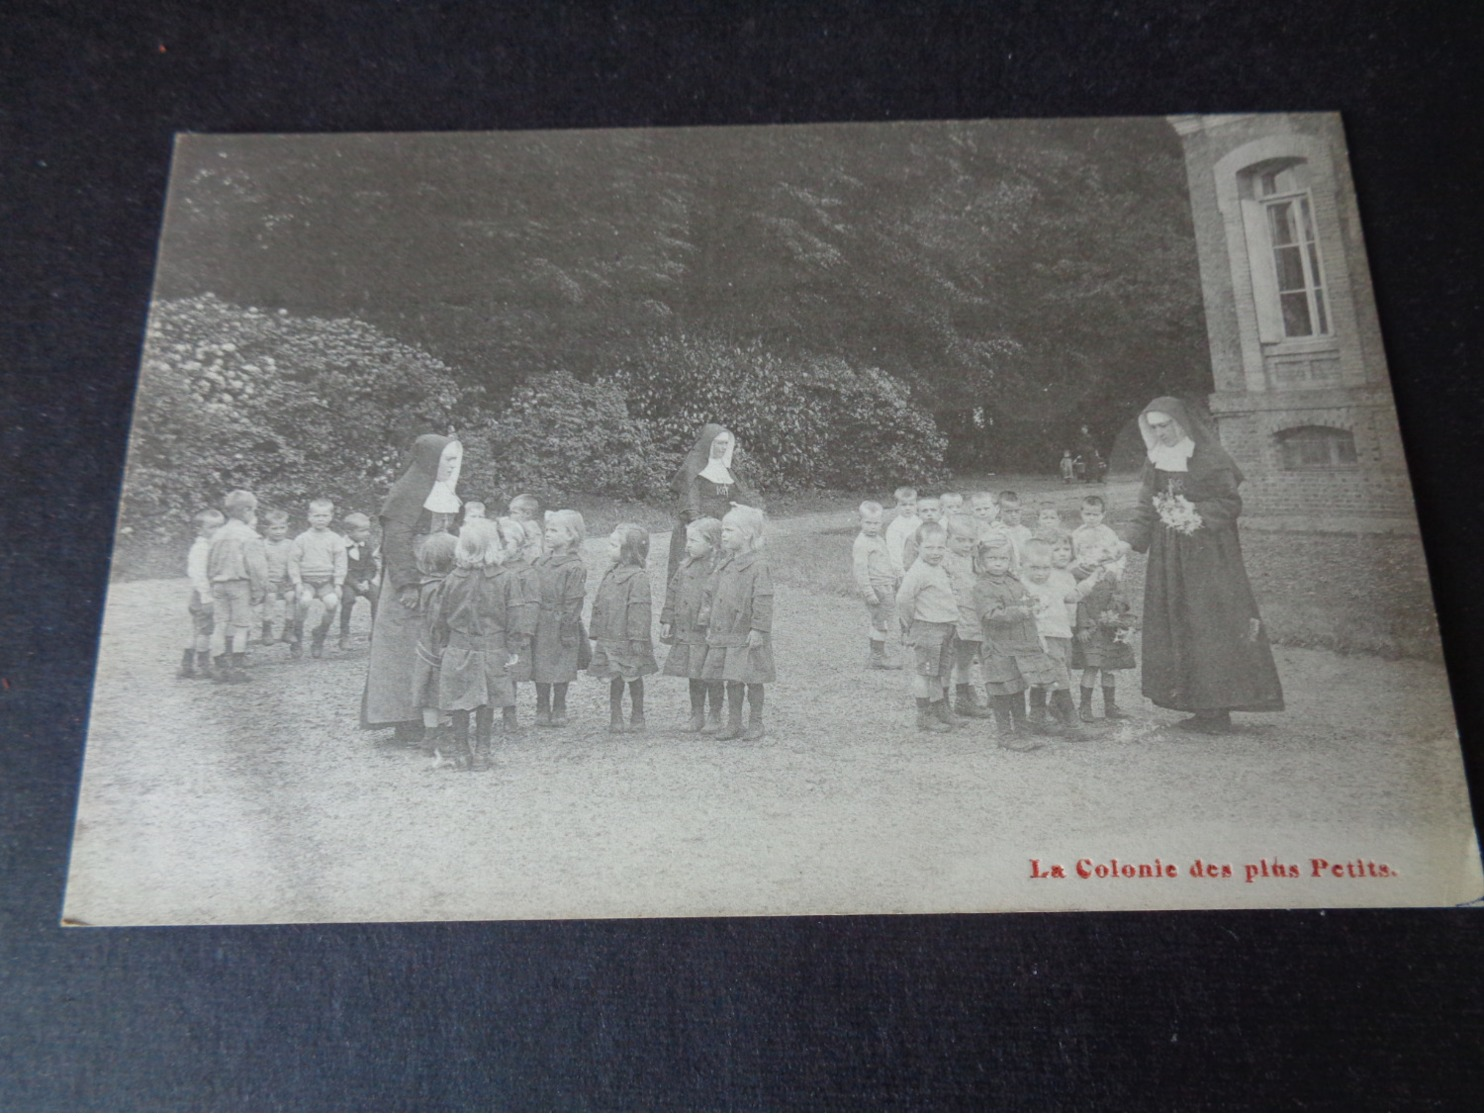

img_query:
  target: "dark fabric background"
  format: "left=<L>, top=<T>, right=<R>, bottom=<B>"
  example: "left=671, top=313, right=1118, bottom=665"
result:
left=4, top=1, right=1482, bottom=1108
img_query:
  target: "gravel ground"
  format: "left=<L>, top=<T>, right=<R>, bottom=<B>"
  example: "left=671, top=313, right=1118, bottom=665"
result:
left=64, top=518, right=1481, bottom=925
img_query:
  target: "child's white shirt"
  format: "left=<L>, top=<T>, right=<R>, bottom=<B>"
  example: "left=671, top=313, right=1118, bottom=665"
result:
left=187, top=537, right=211, bottom=599
left=1021, top=572, right=1075, bottom=640
left=884, top=514, right=920, bottom=574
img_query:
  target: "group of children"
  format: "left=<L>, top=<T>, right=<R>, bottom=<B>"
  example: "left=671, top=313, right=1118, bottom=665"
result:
left=181, top=492, right=379, bottom=683
left=855, top=487, right=1138, bottom=747
left=405, top=500, right=774, bottom=771
left=183, top=487, right=778, bottom=771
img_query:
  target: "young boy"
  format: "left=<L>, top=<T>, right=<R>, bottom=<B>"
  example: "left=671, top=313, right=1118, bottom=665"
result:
left=897, top=521, right=960, bottom=732
left=883, top=486, right=919, bottom=575
left=1019, top=538, right=1089, bottom=740
left=259, top=509, right=296, bottom=646
left=338, top=511, right=379, bottom=651
left=1071, top=495, right=1124, bottom=573
left=508, top=494, right=544, bottom=559
left=1035, top=507, right=1064, bottom=541
left=179, top=509, right=225, bottom=679
left=207, top=490, right=268, bottom=683
left=998, top=491, right=1031, bottom=564
left=290, top=498, right=348, bottom=658
left=900, top=495, right=943, bottom=573
left=970, top=491, right=999, bottom=531
left=462, top=500, right=487, bottom=521
left=939, top=491, right=965, bottom=515
left=853, top=501, right=903, bottom=670
left=973, top=539, right=1039, bottom=749
left=944, top=515, right=993, bottom=717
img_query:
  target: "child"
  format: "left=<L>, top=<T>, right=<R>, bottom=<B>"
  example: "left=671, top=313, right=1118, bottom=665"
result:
left=289, top=498, right=348, bottom=659
left=338, top=512, right=380, bottom=651
left=531, top=509, right=588, bottom=728
left=1035, top=507, right=1064, bottom=541
left=1070, top=546, right=1138, bottom=721
left=1071, top=495, right=1124, bottom=574
left=852, top=501, right=902, bottom=671
left=701, top=505, right=775, bottom=741
left=661, top=515, right=724, bottom=730
left=178, top=509, right=224, bottom=679
left=508, top=493, right=544, bottom=558
left=1019, top=538, right=1089, bottom=740
left=206, top=490, right=268, bottom=683
left=431, top=519, right=511, bottom=771
left=901, top=495, right=943, bottom=572
left=939, top=491, right=965, bottom=515
left=944, top=515, right=994, bottom=718
left=883, top=486, right=920, bottom=575
left=259, top=510, right=296, bottom=647
left=897, top=520, right=959, bottom=732
left=1060, top=449, right=1075, bottom=484
left=462, top=500, right=486, bottom=521
left=970, top=491, right=999, bottom=532
left=409, top=531, right=459, bottom=758
left=997, top=491, right=1031, bottom=562
left=972, top=539, right=1039, bottom=749
left=588, top=523, right=658, bottom=733
left=495, top=517, right=541, bottom=735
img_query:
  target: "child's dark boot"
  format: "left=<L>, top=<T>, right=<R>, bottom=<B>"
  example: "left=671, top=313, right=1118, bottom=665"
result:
left=551, top=683, right=569, bottom=727
left=686, top=680, right=706, bottom=732
left=935, top=695, right=962, bottom=728
left=628, top=680, right=647, bottom=733
left=1102, top=684, right=1130, bottom=720
left=177, top=649, right=197, bottom=679
left=955, top=683, right=993, bottom=718
left=741, top=684, right=765, bottom=741
left=608, top=679, right=626, bottom=734
left=1079, top=685, right=1098, bottom=722
left=1026, top=686, right=1051, bottom=735
left=503, top=704, right=522, bottom=737
left=535, top=683, right=553, bottom=728
left=701, top=682, right=725, bottom=734
left=716, top=683, right=746, bottom=741
left=1053, top=690, right=1091, bottom=740
left=195, top=650, right=213, bottom=677
left=472, top=708, right=494, bottom=771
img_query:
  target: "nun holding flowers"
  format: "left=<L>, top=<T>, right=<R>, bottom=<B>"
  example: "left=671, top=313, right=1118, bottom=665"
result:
left=666, top=423, right=761, bottom=588
left=1123, top=397, right=1283, bottom=733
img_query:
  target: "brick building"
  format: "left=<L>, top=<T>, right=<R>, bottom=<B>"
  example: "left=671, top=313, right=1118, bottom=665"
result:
left=1170, top=113, right=1413, bottom=520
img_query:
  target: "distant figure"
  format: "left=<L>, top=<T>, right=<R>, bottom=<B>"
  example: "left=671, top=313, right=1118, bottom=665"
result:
left=1060, top=450, right=1075, bottom=484
left=1078, top=424, right=1107, bottom=483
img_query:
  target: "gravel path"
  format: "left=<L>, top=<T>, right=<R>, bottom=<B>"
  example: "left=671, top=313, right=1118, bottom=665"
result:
left=64, top=518, right=1481, bottom=925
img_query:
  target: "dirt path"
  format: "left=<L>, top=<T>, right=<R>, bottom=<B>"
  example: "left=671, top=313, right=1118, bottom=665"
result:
left=65, top=517, right=1480, bottom=925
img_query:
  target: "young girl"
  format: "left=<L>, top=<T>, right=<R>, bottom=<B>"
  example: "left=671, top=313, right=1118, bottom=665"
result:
left=1070, top=546, right=1138, bottom=721
left=531, top=510, right=588, bottom=728
left=496, top=517, right=541, bottom=735
left=972, top=538, right=1038, bottom=749
left=431, top=519, right=512, bottom=771
left=701, top=505, right=774, bottom=742
left=1019, top=537, right=1090, bottom=741
left=661, top=516, right=723, bottom=731
left=588, top=523, right=658, bottom=733
left=409, top=531, right=459, bottom=757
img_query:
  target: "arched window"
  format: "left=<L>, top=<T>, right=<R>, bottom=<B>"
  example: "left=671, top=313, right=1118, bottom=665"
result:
left=1240, top=158, right=1331, bottom=342
left=1276, top=425, right=1357, bottom=470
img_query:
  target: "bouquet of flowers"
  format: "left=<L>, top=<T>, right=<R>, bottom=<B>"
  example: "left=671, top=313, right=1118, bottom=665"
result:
left=1153, top=490, right=1203, bottom=535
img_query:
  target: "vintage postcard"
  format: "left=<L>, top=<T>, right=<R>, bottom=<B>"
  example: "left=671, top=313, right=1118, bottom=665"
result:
left=65, top=115, right=1482, bottom=925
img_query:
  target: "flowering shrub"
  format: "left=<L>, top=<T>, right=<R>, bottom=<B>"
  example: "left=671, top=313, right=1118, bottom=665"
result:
left=611, top=333, right=948, bottom=491
left=458, top=371, right=668, bottom=506
left=123, top=296, right=462, bottom=539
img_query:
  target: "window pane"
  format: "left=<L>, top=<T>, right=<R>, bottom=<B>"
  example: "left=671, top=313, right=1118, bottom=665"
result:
left=1267, top=201, right=1296, bottom=245
left=1314, top=287, right=1329, bottom=334
left=1335, top=433, right=1357, bottom=464
left=1281, top=292, right=1313, bottom=336
left=1299, top=197, right=1317, bottom=243
left=1275, top=246, right=1306, bottom=291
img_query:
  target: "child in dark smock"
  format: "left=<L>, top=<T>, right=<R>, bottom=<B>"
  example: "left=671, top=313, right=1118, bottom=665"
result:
left=410, top=531, right=458, bottom=758
left=495, top=517, right=541, bottom=735
left=588, top=523, right=658, bottom=733
left=661, top=516, right=723, bottom=732
left=431, top=519, right=514, bottom=772
left=973, top=537, right=1040, bottom=750
left=1070, top=544, right=1138, bottom=722
left=700, top=505, right=774, bottom=741
left=531, top=510, right=588, bottom=728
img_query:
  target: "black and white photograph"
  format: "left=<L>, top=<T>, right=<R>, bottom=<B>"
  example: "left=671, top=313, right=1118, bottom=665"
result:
left=64, top=113, right=1482, bottom=926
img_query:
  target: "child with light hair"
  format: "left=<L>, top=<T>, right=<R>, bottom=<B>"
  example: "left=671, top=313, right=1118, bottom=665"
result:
left=939, top=491, right=965, bottom=514
left=662, top=515, right=724, bottom=730
left=883, top=486, right=920, bottom=575
left=337, top=511, right=379, bottom=650
left=701, top=505, right=775, bottom=741
left=207, top=490, right=268, bottom=683
left=901, top=495, right=943, bottom=572
left=178, top=508, right=225, bottom=679
left=852, top=501, right=902, bottom=670
left=897, top=520, right=959, bottom=732
left=495, top=516, right=541, bottom=735
left=462, top=500, right=486, bottom=521
left=531, top=510, right=589, bottom=728
left=289, top=498, right=348, bottom=658
left=973, top=538, right=1038, bottom=748
left=257, top=509, right=296, bottom=648
left=1018, top=537, right=1089, bottom=740
left=588, top=523, right=658, bottom=733
left=944, top=514, right=993, bottom=718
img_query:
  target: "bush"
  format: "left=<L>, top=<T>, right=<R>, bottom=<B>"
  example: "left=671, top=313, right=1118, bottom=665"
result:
left=123, top=295, right=464, bottom=540
left=458, top=371, right=669, bottom=506
left=611, top=333, right=949, bottom=492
